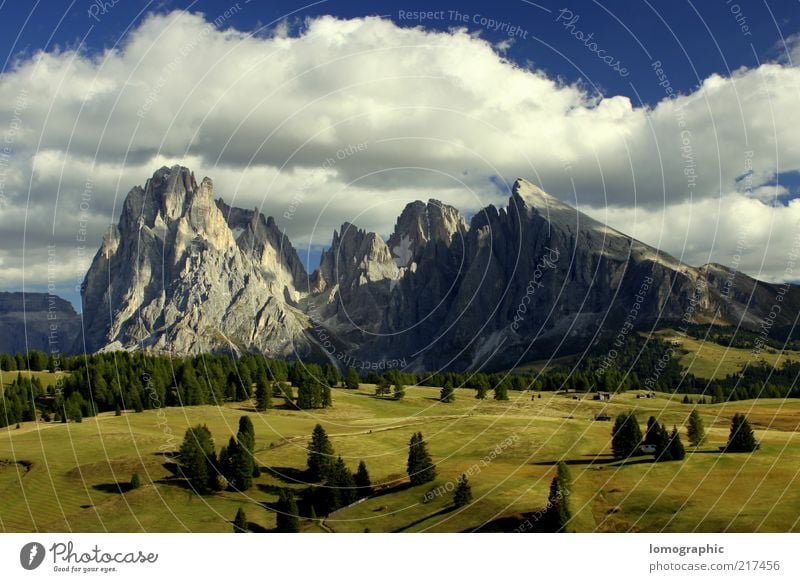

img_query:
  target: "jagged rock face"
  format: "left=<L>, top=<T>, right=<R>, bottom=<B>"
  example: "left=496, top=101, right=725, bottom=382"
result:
left=306, top=179, right=800, bottom=371
left=216, top=200, right=309, bottom=302
left=387, top=199, right=468, bottom=254
left=0, top=292, right=81, bottom=355
left=79, top=166, right=315, bottom=357
left=80, top=167, right=800, bottom=371
left=309, top=223, right=400, bottom=336
left=306, top=200, right=470, bottom=360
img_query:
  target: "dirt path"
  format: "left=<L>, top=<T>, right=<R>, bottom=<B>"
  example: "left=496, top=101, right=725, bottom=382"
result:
left=257, top=414, right=471, bottom=452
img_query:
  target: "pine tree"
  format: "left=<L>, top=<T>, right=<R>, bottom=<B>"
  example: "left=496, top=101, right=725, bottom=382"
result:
left=179, top=425, right=216, bottom=493
left=453, top=474, right=472, bottom=508
left=322, top=383, right=332, bottom=407
left=231, top=435, right=253, bottom=491
left=238, top=415, right=260, bottom=477
left=255, top=376, right=272, bottom=411
left=668, top=425, right=686, bottom=461
left=440, top=381, right=455, bottom=403
left=546, top=461, right=572, bottom=532
left=407, top=432, right=436, bottom=485
left=218, top=436, right=237, bottom=485
left=130, top=473, right=141, bottom=490
left=644, top=416, right=660, bottom=446
left=345, top=368, right=360, bottom=390
left=296, top=381, right=315, bottom=409
left=494, top=381, right=509, bottom=401
left=475, top=383, right=488, bottom=399
left=393, top=380, right=405, bottom=401
left=375, top=376, right=391, bottom=397
left=354, top=460, right=372, bottom=497
left=686, top=409, right=706, bottom=447
left=307, top=424, right=335, bottom=481
left=276, top=490, right=300, bottom=533
left=726, top=413, right=758, bottom=452
left=653, top=423, right=673, bottom=462
left=323, top=365, right=340, bottom=387
left=327, top=456, right=357, bottom=511
left=233, top=507, right=248, bottom=533
left=611, top=411, right=642, bottom=459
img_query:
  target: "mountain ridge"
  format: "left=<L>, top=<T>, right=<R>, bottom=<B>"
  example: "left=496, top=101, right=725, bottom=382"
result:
left=72, top=166, right=800, bottom=371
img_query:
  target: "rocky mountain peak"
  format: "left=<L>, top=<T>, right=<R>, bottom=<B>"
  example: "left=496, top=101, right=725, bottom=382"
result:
left=509, top=178, right=578, bottom=222
left=79, top=166, right=315, bottom=356
left=388, top=199, right=468, bottom=257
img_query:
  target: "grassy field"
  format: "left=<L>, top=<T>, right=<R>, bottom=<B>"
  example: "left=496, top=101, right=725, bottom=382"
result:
left=651, top=330, right=800, bottom=380
left=0, top=369, right=66, bottom=391
left=514, top=329, right=800, bottom=380
left=1, top=385, right=799, bottom=533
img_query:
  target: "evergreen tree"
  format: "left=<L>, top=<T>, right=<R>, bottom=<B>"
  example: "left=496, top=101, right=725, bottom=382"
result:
left=231, top=435, right=253, bottom=491
left=326, top=456, right=357, bottom=511
left=296, top=381, right=315, bottom=409
left=726, top=413, right=758, bottom=452
left=233, top=507, right=248, bottom=533
left=611, top=411, right=642, bottom=459
left=276, top=490, right=300, bottom=533
left=546, top=461, right=572, bottom=532
left=255, top=376, right=272, bottom=411
left=475, top=383, right=488, bottom=400
left=178, top=425, right=217, bottom=493
left=130, top=473, right=141, bottom=490
left=345, top=368, right=360, bottom=390
left=440, top=381, right=455, bottom=403
left=375, top=376, right=391, bottom=397
left=407, top=432, right=436, bottom=485
left=323, top=364, right=340, bottom=387
left=393, top=380, right=405, bottom=401
left=686, top=409, right=706, bottom=447
left=307, top=424, right=335, bottom=481
left=653, top=423, right=673, bottom=462
left=322, top=382, right=332, bottom=407
left=238, top=415, right=260, bottom=477
left=644, top=416, right=660, bottom=446
left=453, top=474, right=472, bottom=508
left=218, top=436, right=237, bottom=485
left=668, top=425, right=686, bottom=461
left=494, top=381, right=509, bottom=401
left=354, top=460, right=373, bottom=497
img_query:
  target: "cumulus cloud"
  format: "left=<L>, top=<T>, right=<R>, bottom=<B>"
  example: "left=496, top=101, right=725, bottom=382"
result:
left=1, top=10, right=799, bottom=299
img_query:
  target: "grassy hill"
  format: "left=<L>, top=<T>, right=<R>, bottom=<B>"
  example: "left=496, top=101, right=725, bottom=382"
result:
left=1, top=385, right=798, bottom=532
left=651, top=329, right=800, bottom=380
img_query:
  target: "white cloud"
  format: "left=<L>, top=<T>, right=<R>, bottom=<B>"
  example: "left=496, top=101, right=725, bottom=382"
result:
left=0, top=10, right=799, bottom=293
left=589, top=193, right=800, bottom=283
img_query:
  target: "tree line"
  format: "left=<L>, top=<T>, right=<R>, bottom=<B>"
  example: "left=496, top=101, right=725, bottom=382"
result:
left=611, top=409, right=758, bottom=461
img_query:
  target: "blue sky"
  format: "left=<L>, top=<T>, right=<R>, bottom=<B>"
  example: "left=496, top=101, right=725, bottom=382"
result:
left=3, top=0, right=797, bottom=104
left=2, top=1, right=800, bottom=309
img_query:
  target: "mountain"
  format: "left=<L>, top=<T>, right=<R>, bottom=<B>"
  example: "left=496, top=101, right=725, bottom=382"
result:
left=0, top=292, right=81, bottom=355
left=79, top=166, right=320, bottom=358
left=79, top=166, right=800, bottom=371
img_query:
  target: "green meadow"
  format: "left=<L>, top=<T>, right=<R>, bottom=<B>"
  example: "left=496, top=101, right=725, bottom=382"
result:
left=1, top=384, right=799, bottom=533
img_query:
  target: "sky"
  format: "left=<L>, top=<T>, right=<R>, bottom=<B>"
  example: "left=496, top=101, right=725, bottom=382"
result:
left=1, top=0, right=800, bottom=310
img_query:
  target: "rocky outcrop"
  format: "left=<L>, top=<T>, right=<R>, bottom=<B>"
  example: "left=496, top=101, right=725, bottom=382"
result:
left=0, top=292, right=81, bottom=355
